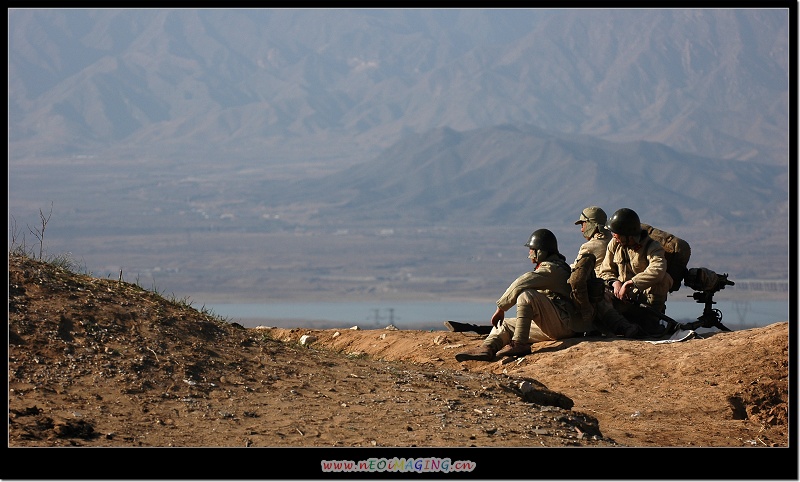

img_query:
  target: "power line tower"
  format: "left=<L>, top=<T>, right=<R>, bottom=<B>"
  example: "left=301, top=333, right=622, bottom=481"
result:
left=369, top=308, right=383, bottom=328
left=386, top=308, right=396, bottom=328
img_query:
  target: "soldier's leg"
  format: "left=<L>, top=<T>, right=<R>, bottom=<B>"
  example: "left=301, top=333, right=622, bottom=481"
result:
left=494, top=315, right=534, bottom=357
left=527, top=324, right=552, bottom=342
left=593, top=297, right=644, bottom=338
left=455, top=320, right=512, bottom=361
left=612, top=296, right=666, bottom=337
left=641, top=291, right=669, bottom=336
left=484, top=319, right=514, bottom=351
left=517, top=290, right=577, bottom=340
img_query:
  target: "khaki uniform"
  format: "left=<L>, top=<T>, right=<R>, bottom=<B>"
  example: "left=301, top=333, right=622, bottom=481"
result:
left=599, top=232, right=673, bottom=310
left=482, top=254, right=584, bottom=350
left=572, top=233, right=611, bottom=277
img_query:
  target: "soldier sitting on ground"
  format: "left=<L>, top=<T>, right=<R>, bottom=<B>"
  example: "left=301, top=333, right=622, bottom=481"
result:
left=455, top=229, right=596, bottom=362
left=599, top=207, right=673, bottom=337
left=446, top=206, right=642, bottom=339
left=571, top=206, right=643, bottom=339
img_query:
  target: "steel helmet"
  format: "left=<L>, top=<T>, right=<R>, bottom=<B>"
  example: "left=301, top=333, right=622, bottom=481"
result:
left=606, top=208, right=641, bottom=237
left=574, top=206, right=608, bottom=240
left=524, top=229, right=559, bottom=258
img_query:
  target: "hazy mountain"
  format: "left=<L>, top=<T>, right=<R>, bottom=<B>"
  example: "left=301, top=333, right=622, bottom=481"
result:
left=8, top=8, right=790, bottom=167
left=7, top=8, right=791, bottom=303
left=273, top=125, right=788, bottom=229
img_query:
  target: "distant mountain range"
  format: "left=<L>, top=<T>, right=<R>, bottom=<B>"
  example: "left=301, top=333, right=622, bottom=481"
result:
left=7, top=8, right=791, bottom=301
left=268, top=125, right=788, bottom=230
left=8, top=9, right=790, bottom=167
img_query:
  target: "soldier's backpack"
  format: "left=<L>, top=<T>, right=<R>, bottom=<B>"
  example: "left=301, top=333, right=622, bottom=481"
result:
left=640, top=223, right=691, bottom=292
left=568, top=252, right=606, bottom=325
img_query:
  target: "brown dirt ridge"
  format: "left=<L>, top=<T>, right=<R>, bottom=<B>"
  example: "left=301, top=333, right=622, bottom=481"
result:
left=6, top=253, right=796, bottom=480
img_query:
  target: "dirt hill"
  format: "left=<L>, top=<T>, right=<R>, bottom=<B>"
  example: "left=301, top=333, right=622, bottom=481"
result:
left=6, top=253, right=795, bottom=480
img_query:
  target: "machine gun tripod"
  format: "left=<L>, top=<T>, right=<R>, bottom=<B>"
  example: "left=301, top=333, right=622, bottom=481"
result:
left=678, top=267, right=735, bottom=332
left=612, top=267, right=735, bottom=335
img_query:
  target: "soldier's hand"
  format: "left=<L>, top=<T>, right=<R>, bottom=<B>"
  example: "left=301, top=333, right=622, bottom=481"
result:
left=612, top=280, right=624, bottom=299
left=619, top=280, right=636, bottom=301
left=491, top=308, right=504, bottom=328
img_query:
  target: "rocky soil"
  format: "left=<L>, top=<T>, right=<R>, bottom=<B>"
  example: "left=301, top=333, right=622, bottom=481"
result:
left=6, top=253, right=794, bottom=480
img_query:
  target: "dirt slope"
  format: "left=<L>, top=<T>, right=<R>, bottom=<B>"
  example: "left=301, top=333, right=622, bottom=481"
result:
left=6, top=253, right=795, bottom=479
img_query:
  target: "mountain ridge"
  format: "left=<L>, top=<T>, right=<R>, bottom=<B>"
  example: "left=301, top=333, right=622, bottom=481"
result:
left=271, top=125, right=788, bottom=230
left=7, top=8, right=791, bottom=304
left=8, top=9, right=789, bottom=166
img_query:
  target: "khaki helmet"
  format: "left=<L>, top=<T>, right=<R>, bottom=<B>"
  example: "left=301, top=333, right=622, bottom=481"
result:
left=574, top=206, right=608, bottom=240
left=606, top=208, right=641, bottom=237
left=524, top=228, right=559, bottom=261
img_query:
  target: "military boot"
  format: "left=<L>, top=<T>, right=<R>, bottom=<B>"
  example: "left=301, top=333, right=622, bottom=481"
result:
left=619, top=320, right=645, bottom=338
left=595, top=301, right=645, bottom=338
left=455, top=344, right=495, bottom=362
left=496, top=340, right=532, bottom=357
left=638, top=313, right=667, bottom=337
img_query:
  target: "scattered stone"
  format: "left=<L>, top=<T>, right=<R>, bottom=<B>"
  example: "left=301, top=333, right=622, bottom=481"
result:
left=299, top=335, right=317, bottom=346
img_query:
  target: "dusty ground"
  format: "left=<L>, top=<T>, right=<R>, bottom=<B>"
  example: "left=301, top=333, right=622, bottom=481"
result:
left=6, top=253, right=795, bottom=479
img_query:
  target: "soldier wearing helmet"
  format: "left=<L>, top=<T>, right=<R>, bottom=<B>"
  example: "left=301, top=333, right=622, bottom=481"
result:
left=599, top=208, right=673, bottom=336
left=455, top=228, right=594, bottom=362
left=445, top=219, right=611, bottom=338
left=570, top=206, right=643, bottom=338
left=572, top=206, right=612, bottom=276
